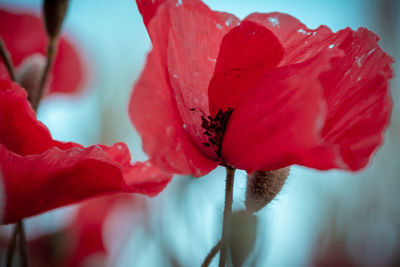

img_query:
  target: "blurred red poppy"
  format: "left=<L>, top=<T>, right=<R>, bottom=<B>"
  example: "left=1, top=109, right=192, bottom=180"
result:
left=62, top=194, right=139, bottom=267
left=0, top=194, right=139, bottom=267
left=0, top=8, right=85, bottom=94
left=0, top=79, right=171, bottom=224
left=130, top=0, right=393, bottom=176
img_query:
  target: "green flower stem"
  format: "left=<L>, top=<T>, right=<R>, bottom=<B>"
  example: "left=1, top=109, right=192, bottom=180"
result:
left=218, top=166, right=236, bottom=267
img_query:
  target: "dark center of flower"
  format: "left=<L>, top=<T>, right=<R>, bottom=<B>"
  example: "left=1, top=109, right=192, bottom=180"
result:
left=190, top=107, right=233, bottom=158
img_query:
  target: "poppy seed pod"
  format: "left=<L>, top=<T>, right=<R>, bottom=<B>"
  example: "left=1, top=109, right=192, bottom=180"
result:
left=245, top=167, right=290, bottom=213
left=43, top=0, right=69, bottom=40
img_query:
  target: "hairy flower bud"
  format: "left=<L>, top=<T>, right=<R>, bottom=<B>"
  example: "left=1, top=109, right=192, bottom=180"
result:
left=245, top=167, right=290, bottom=213
left=43, top=0, right=69, bottom=40
left=16, top=54, right=46, bottom=101
left=228, top=211, right=258, bottom=267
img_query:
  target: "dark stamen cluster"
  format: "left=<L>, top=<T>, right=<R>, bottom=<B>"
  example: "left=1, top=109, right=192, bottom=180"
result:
left=190, top=107, right=233, bottom=158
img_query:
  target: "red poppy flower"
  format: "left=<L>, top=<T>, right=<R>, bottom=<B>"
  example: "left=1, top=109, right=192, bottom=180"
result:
left=0, top=79, right=171, bottom=224
left=0, top=8, right=85, bottom=94
left=130, top=0, right=393, bottom=176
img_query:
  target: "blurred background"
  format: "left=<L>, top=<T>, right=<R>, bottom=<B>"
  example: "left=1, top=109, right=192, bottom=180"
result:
left=0, top=0, right=399, bottom=266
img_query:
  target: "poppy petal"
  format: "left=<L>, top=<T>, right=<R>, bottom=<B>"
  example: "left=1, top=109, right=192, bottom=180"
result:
left=50, top=37, right=85, bottom=94
left=317, top=28, right=394, bottom=170
left=1, top=142, right=171, bottom=224
left=136, top=0, right=166, bottom=26
left=0, top=79, right=171, bottom=223
left=144, top=0, right=240, bottom=159
left=64, top=194, right=137, bottom=266
left=244, top=12, right=348, bottom=66
left=222, top=50, right=340, bottom=172
left=129, top=51, right=217, bottom=177
left=0, top=79, right=56, bottom=155
left=0, top=79, right=78, bottom=155
left=131, top=0, right=239, bottom=171
left=208, top=20, right=284, bottom=115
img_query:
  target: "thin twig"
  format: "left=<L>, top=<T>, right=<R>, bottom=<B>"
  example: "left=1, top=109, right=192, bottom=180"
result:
left=0, top=36, right=16, bottom=81
left=202, top=239, right=222, bottom=267
left=218, top=167, right=235, bottom=267
left=31, top=38, right=56, bottom=111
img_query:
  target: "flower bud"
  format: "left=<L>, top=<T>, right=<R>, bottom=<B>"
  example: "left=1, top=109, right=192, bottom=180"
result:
left=228, top=211, right=258, bottom=267
left=16, top=54, right=46, bottom=102
left=43, top=0, right=69, bottom=40
left=245, top=167, right=290, bottom=213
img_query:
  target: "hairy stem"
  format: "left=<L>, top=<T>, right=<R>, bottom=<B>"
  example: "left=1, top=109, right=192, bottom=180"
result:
left=0, top=36, right=16, bottom=81
left=218, top=167, right=235, bottom=267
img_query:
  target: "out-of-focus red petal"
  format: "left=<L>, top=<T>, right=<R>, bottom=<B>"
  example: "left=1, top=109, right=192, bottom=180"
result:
left=0, top=9, right=84, bottom=94
left=142, top=0, right=239, bottom=160
left=222, top=50, right=340, bottom=173
left=0, top=79, right=79, bottom=155
left=50, top=37, right=85, bottom=94
left=0, top=79, right=55, bottom=155
left=64, top=193, right=137, bottom=266
left=0, top=63, right=9, bottom=79
left=129, top=51, right=217, bottom=177
left=0, top=9, right=44, bottom=66
left=208, top=20, right=284, bottom=115
left=0, top=79, right=171, bottom=223
left=244, top=12, right=347, bottom=66
left=317, top=28, right=393, bottom=170
left=1, top=142, right=171, bottom=224
left=0, top=195, right=137, bottom=266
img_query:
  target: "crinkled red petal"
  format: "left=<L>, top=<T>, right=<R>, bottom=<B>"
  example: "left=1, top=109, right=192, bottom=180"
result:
left=129, top=51, right=217, bottom=176
left=147, top=0, right=240, bottom=159
left=318, top=28, right=393, bottom=170
left=0, top=79, right=171, bottom=223
left=245, top=12, right=347, bottom=66
left=1, top=142, right=170, bottom=224
left=131, top=0, right=242, bottom=171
